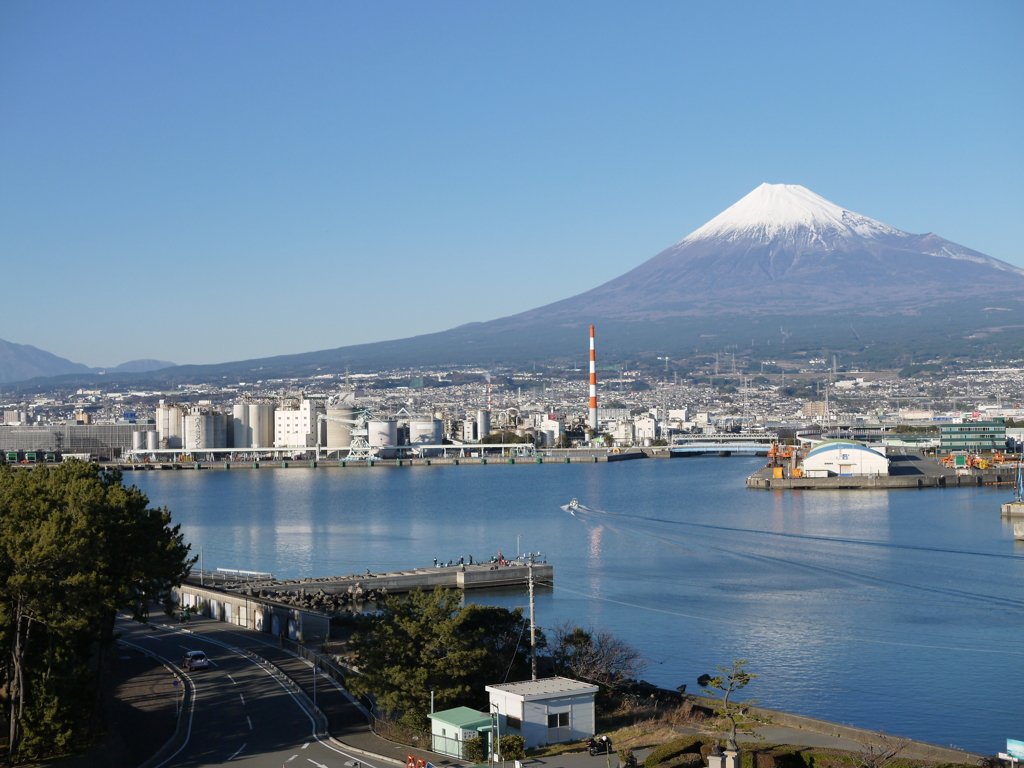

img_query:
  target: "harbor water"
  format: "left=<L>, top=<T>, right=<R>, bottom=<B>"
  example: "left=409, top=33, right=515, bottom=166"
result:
left=128, top=458, right=1024, bottom=754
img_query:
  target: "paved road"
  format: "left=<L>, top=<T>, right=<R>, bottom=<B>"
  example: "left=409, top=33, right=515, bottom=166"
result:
left=117, top=617, right=392, bottom=768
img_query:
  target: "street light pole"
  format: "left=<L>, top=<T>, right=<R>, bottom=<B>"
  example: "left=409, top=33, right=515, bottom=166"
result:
left=529, top=553, right=537, bottom=680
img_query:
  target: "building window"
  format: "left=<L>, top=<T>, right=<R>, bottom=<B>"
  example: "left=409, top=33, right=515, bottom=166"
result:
left=506, top=716, right=522, bottom=730
left=547, top=712, right=569, bottom=728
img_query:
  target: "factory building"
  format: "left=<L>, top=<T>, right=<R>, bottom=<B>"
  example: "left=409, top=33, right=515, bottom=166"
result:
left=274, top=400, right=324, bottom=448
left=0, top=423, right=153, bottom=461
left=800, top=440, right=889, bottom=477
left=634, top=416, right=657, bottom=443
left=939, top=420, right=1006, bottom=453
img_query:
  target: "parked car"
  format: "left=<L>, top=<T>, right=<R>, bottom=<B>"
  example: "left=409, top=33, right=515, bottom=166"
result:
left=182, top=651, right=209, bottom=670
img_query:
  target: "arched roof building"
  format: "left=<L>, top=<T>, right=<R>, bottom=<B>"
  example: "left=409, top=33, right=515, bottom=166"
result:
left=801, top=439, right=889, bottom=477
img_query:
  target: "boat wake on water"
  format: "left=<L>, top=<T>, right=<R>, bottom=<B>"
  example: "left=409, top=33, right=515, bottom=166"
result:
left=560, top=499, right=1024, bottom=618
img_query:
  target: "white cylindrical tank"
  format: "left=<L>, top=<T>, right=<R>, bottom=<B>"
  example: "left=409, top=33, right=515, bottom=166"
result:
left=368, top=420, right=398, bottom=447
left=326, top=408, right=355, bottom=449
left=156, top=402, right=184, bottom=449
left=232, top=404, right=251, bottom=448
left=131, top=432, right=145, bottom=451
left=184, top=410, right=228, bottom=450
left=477, top=410, right=491, bottom=441
left=368, top=419, right=398, bottom=458
left=248, top=404, right=275, bottom=449
left=146, top=431, right=159, bottom=451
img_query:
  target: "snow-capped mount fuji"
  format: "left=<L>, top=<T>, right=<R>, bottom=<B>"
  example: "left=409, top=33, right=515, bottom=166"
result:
left=530, top=182, right=1024, bottom=320
left=684, top=183, right=909, bottom=247
left=683, top=183, right=1020, bottom=274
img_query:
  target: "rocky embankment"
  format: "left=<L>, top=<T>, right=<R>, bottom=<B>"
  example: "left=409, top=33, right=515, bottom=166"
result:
left=238, top=582, right=388, bottom=615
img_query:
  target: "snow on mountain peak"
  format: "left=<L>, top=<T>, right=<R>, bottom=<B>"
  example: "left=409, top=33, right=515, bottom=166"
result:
left=681, top=183, right=906, bottom=245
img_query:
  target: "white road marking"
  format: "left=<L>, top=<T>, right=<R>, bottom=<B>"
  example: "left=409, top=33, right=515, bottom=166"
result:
left=286, top=756, right=298, bottom=763
left=228, top=743, right=246, bottom=761
left=117, top=638, right=198, bottom=768
left=228, top=674, right=236, bottom=684
left=179, top=644, right=191, bottom=650
left=307, top=760, right=329, bottom=768
left=147, top=620, right=387, bottom=768
left=247, top=715, right=253, bottom=730
left=239, top=692, right=245, bottom=705
left=207, top=658, right=218, bottom=666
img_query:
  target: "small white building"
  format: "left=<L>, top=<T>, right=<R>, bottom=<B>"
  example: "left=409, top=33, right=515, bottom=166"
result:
left=634, top=416, right=657, bottom=442
left=486, top=676, right=599, bottom=749
left=428, top=706, right=492, bottom=760
left=801, top=439, right=889, bottom=477
left=609, top=420, right=634, bottom=446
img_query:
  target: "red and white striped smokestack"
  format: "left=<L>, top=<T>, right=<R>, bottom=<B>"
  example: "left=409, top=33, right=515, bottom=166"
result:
left=589, top=326, right=598, bottom=432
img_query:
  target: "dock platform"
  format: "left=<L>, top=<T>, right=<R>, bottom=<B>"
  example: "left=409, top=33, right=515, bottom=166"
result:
left=748, top=451, right=1018, bottom=490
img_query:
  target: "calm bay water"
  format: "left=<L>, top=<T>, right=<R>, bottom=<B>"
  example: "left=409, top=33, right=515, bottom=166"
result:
left=128, top=458, right=1024, bottom=754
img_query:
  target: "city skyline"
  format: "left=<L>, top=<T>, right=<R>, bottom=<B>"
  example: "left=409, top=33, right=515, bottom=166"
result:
left=2, top=1, right=1022, bottom=368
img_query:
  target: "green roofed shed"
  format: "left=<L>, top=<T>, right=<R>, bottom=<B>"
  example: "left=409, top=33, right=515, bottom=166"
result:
left=429, top=707, right=492, bottom=760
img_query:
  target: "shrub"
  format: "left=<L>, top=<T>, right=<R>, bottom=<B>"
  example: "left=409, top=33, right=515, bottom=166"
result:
left=644, top=736, right=706, bottom=768
left=662, top=754, right=703, bottom=768
left=500, top=734, right=526, bottom=760
left=464, top=736, right=486, bottom=763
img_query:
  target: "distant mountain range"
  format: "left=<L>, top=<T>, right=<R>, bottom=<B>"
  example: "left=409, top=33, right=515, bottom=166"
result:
left=7, top=184, right=1024, bottom=387
left=0, top=338, right=175, bottom=384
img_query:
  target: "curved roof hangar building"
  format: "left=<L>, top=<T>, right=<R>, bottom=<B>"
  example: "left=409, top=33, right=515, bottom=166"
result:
left=801, top=439, right=889, bottom=477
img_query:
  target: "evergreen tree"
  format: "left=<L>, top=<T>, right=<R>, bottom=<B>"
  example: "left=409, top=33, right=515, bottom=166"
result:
left=347, top=587, right=543, bottom=729
left=0, top=462, right=192, bottom=761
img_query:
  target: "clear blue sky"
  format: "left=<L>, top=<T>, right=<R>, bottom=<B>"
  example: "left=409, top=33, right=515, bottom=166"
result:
left=2, top=1, right=1021, bottom=367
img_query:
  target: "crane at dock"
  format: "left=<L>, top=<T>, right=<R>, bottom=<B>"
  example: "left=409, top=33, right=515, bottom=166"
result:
left=316, top=409, right=375, bottom=461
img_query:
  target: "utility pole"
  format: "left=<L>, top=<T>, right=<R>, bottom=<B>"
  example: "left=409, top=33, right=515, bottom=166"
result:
left=529, top=553, right=537, bottom=680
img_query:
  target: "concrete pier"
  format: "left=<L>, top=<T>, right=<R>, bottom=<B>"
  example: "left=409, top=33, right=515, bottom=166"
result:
left=213, top=561, right=553, bottom=598
left=1003, top=501, right=1024, bottom=516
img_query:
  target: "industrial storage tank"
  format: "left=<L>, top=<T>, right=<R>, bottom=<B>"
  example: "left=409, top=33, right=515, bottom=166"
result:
left=146, top=431, right=159, bottom=451
left=232, top=404, right=251, bottom=448
left=131, top=432, right=145, bottom=451
left=325, top=408, right=355, bottom=450
left=248, top=404, right=275, bottom=449
left=368, top=419, right=398, bottom=458
left=477, top=410, right=491, bottom=441
left=155, top=401, right=184, bottom=449
left=184, top=410, right=228, bottom=451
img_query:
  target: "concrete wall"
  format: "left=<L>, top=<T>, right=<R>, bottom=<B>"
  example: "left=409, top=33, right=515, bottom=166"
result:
left=173, top=584, right=330, bottom=643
